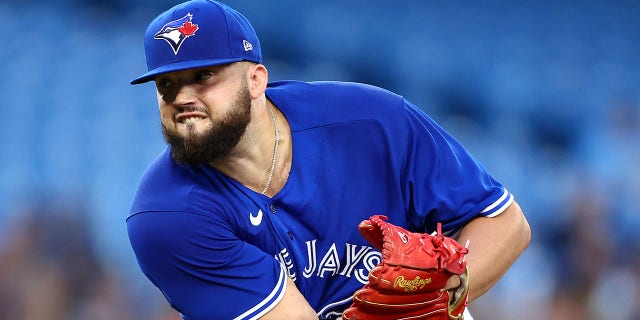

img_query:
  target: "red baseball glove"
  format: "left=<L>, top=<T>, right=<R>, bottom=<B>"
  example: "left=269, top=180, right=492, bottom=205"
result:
left=342, top=215, right=469, bottom=320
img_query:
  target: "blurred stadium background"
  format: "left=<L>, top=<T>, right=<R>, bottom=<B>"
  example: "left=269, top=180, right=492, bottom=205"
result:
left=0, top=0, right=638, bottom=319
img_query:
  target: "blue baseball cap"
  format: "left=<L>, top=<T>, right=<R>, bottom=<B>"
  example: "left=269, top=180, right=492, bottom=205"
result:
left=131, top=0, right=262, bottom=85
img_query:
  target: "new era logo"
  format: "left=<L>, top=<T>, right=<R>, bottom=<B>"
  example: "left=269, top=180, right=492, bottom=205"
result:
left=243, top=40, right=253, bottom=52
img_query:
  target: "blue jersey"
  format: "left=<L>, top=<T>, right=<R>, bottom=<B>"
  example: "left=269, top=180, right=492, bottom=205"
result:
left=127, top=81, right=513, bottom=320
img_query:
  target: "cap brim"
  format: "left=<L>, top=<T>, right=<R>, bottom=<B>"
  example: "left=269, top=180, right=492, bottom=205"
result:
left=130, top=57, right=244, bottom=85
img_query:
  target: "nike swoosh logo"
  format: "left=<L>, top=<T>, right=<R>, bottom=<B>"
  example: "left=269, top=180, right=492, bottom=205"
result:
left=249, top=209, right=264, bottom=226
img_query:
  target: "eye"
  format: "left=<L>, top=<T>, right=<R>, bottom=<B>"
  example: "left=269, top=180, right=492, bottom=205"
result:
left=195, top=70, right=213, bottom=82
left=156, top=78, right=174, bottom=91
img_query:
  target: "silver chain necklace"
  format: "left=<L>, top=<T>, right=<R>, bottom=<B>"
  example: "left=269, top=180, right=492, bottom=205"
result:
left=261, top=107, right=280, bottom=195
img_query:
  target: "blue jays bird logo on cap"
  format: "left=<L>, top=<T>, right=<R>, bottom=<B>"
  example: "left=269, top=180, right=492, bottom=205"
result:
left=154, top=13, right=199, bottom=55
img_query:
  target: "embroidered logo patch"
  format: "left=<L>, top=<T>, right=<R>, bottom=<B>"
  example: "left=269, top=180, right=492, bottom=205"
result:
left=154, top=13, right=199, bottom=55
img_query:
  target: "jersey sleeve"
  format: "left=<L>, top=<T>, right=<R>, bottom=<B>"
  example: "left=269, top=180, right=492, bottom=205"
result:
left=127, top=209, right=287, bottom=320
left=400, top=99, right=514, bottom=232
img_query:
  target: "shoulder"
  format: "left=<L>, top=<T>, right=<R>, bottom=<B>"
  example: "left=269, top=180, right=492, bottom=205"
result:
left=268, top=80, right=398, bottom=97
left=267, top=80, right=402, bottom=107
left=128, top=148, right=226, bottom=217
left=266, top=80, right=408, bottom=130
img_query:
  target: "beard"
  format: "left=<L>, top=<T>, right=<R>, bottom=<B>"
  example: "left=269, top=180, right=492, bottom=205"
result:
left=161, top=82, right=252, bottom=166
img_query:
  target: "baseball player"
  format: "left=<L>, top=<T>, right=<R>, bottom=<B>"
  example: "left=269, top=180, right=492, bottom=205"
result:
left=126, top=1, right=531, bottom=319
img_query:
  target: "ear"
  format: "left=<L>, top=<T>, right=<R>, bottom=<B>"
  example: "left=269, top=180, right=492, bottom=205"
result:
left=247, top=63, right=268, bottom=99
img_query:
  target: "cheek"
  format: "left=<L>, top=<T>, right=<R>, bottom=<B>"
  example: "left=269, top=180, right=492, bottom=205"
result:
left=158, top=104, right=175, bottom=124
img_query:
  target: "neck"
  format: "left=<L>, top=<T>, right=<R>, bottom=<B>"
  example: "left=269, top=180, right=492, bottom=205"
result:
left=210, top=100, right=291, bottom=197
left=261, top=105, right=280, bottom=195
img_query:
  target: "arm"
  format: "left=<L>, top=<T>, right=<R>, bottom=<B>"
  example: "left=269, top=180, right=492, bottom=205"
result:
left=128, top=209, right=316, bottom=319
left=456, top=200, right=531, bottom=301
left=260, top=277, right=318, bottom=319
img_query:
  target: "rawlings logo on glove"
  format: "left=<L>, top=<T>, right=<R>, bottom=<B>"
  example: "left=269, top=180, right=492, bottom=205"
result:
left=394, top=275, right=432, bottom=292
left=342, top=215, right=470, bottom=320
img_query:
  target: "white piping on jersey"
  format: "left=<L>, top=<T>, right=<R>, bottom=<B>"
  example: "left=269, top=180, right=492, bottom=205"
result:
left=234, top=264, right=287, bottom=320
left=481, top=189, right=514, bottom=218
left=316, top=294, right=356, bottom=318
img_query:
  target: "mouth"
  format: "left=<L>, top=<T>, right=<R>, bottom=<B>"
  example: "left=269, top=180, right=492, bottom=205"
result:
left=175, top=109, right=208, bottom=125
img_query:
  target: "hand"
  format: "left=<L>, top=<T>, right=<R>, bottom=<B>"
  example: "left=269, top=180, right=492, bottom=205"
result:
left=342, top=215, right=470, bottom=320
left=442, top=274, right=462, bottom=292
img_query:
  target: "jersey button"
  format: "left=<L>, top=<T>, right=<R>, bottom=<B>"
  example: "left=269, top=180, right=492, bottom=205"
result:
left=269, top=203, right=277, bottom=213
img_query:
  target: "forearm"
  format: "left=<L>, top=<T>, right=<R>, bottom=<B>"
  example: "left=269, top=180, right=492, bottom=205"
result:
left=260, top=277, right=318, bottom=319
left=457, top=201, right=531, bottom=301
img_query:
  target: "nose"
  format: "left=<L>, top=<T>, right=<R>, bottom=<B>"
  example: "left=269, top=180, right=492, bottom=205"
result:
left=163, top=81, right=197, bottom=106
left=175, top=83, right=198, bottom=105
